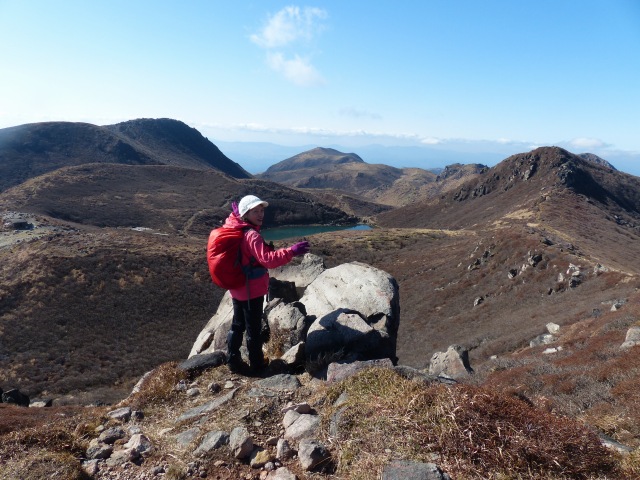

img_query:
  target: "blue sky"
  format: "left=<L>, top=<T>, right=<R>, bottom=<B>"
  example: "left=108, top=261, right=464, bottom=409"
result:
left=1, top=1, right=639, bottom=174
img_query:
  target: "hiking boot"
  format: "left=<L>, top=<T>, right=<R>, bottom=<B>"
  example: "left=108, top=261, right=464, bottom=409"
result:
left=226, top=354, right=245, bottom=374
left=249, top=357, right=270, bottom=377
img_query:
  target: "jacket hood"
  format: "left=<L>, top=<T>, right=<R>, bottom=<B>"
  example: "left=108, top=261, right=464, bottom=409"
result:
left=222, top=212, right=261, bottom=231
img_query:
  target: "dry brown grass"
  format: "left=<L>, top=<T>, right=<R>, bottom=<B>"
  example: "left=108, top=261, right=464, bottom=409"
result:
left=0, top=404, right=96, bottom=480
left=321, top=367, right=620, bottom=480
left=126, top=361, right=188, bottom=410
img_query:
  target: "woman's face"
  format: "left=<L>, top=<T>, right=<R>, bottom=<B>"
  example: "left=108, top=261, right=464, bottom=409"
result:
left=244, top=204, right=265, bottom=226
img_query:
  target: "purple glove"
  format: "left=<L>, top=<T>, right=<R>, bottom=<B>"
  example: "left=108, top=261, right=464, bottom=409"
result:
left=290, top=241, right=310, bottom=256
left=232, top=201, right=239, bottom=216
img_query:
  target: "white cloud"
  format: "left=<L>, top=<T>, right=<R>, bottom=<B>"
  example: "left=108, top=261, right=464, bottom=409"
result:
left=567, top=137, right=609, bottom=150
left=250, top=6, right=327, bottom=48
left=266, top=52, right=325, bottom=87
left=251, top=6, right=328, bottom=86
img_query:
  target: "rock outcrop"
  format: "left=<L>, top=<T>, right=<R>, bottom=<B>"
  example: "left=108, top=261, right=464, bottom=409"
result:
left=428, top=345, right=474, bottom=379
left=189, top=255, right=401, bottom=372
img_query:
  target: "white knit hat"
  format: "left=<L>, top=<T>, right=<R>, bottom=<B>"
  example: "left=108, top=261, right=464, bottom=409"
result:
left=238, top=195, right=269, bottom=217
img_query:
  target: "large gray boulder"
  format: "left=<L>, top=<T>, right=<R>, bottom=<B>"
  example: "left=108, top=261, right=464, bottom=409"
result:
left=189, top=291, right=234, bottom=357
left=301, top=262, right=399, bottom=321
left=306, top=310, right=395, bottom=365
left=300, top=262, right=400, bottom=361
left=271, top=253, right=326, bottom=288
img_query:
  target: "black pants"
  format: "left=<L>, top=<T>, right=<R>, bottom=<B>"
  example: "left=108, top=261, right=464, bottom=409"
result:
left=227, top=296, right=264, bottom=368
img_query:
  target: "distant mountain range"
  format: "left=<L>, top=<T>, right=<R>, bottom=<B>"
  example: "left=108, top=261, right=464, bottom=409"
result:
left=258, top=147, right=487, bottom=207
left=215, top=140, right=509, bottom=174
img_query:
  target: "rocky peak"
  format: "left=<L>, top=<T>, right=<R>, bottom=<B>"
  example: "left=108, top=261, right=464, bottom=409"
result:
left=578, top=152, right=617, bottom=170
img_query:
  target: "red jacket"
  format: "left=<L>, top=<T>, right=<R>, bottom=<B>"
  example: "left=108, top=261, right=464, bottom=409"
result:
left=222, top=213, right=294, bottom=301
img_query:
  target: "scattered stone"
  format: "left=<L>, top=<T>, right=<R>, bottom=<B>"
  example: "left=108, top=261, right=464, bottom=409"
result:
left=247, top=387, right=279, bottom=398
left=543, top=347, right=563, bottom=354
left=326, top=358, right=394, bottom=383
left=329, top=405, right=348, bottom=440
left=229, top=426, right=253, bottom=459
left=282, top=402, right=311, bottom=414
left=254, top=374, right=302, bottom=393
left=276, top=438, right=295, bottom=461
left=82, top=459, right=100, bottom=476
left=599, top=432, right=634, bottom=454
left=528, top=252, right=543, bottom=267
left=178, top=351, right=227, bottom=374
left=186, top=387, right=200, bottom=397
left=98, top=427, right=127, bottom=444
left=1, top=389, right=29, bottom=407
left=298, top=439, right=330, bottom=471
left=106, top=447, right=138, bottom=467
left=130, top=370, right=154, bottom=396
left=107, top=407, right=132, bottom=422
left=382, top=459, right=451, bottom=480
left=193, top=430, right=229, bottom=457
left=428, top=345, right=474, bottom=378
left=208, top=382, right=222, bottom=394
left=530, top=333, right=555, bottom=348
left=175, top=427, right=201, bottom=446
left=593, top=264, right=609, bottom=274
left=125, top=433, right=153, bottom=456
left=175, top=380, right=188, bottom=392
left=546, top=322, right=560, bottom=334
left=621, top=326, right=640, bottom=349
left=151, top=465, right=165, bottom=475
left=29, top=399, right=52, bottom=408
left=268, top=278, right=299, bottom=303
left=610, top=299, right=627, bottom=311
left=176, top=388, right=238, bottom=423
left=280, top=342, right=306, bottom=366
left=473, top=296, right=483, bottom=307
left=250, top=449, right=274, bottom=468
left=86, top=441, right=113, bottom=460
left=265, top=467, right=298, bottom=480
left=189, top=293, right=236, bottom=357
left=283, top=410, right=320, bottom=443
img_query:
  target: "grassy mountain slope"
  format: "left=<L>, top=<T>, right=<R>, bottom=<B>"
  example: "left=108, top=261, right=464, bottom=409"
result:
left=105, top=118, right=251, bottom=178
left=0, top=163, right=355, bottom=236
left=0, top=119, right=250, bottom=193
left=378, top=146, right=640, bottom=272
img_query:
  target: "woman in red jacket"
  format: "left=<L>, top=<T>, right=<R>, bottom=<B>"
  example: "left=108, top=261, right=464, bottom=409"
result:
left=224, top=195, right=309, bottom=374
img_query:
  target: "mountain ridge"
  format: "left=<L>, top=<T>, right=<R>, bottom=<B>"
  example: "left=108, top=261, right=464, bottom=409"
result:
left=0, top=119, right=250, bottom=193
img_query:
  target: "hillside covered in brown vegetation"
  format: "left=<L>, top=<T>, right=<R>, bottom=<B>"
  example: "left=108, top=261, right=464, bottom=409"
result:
left=2, top=120, right=640, bottom=478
